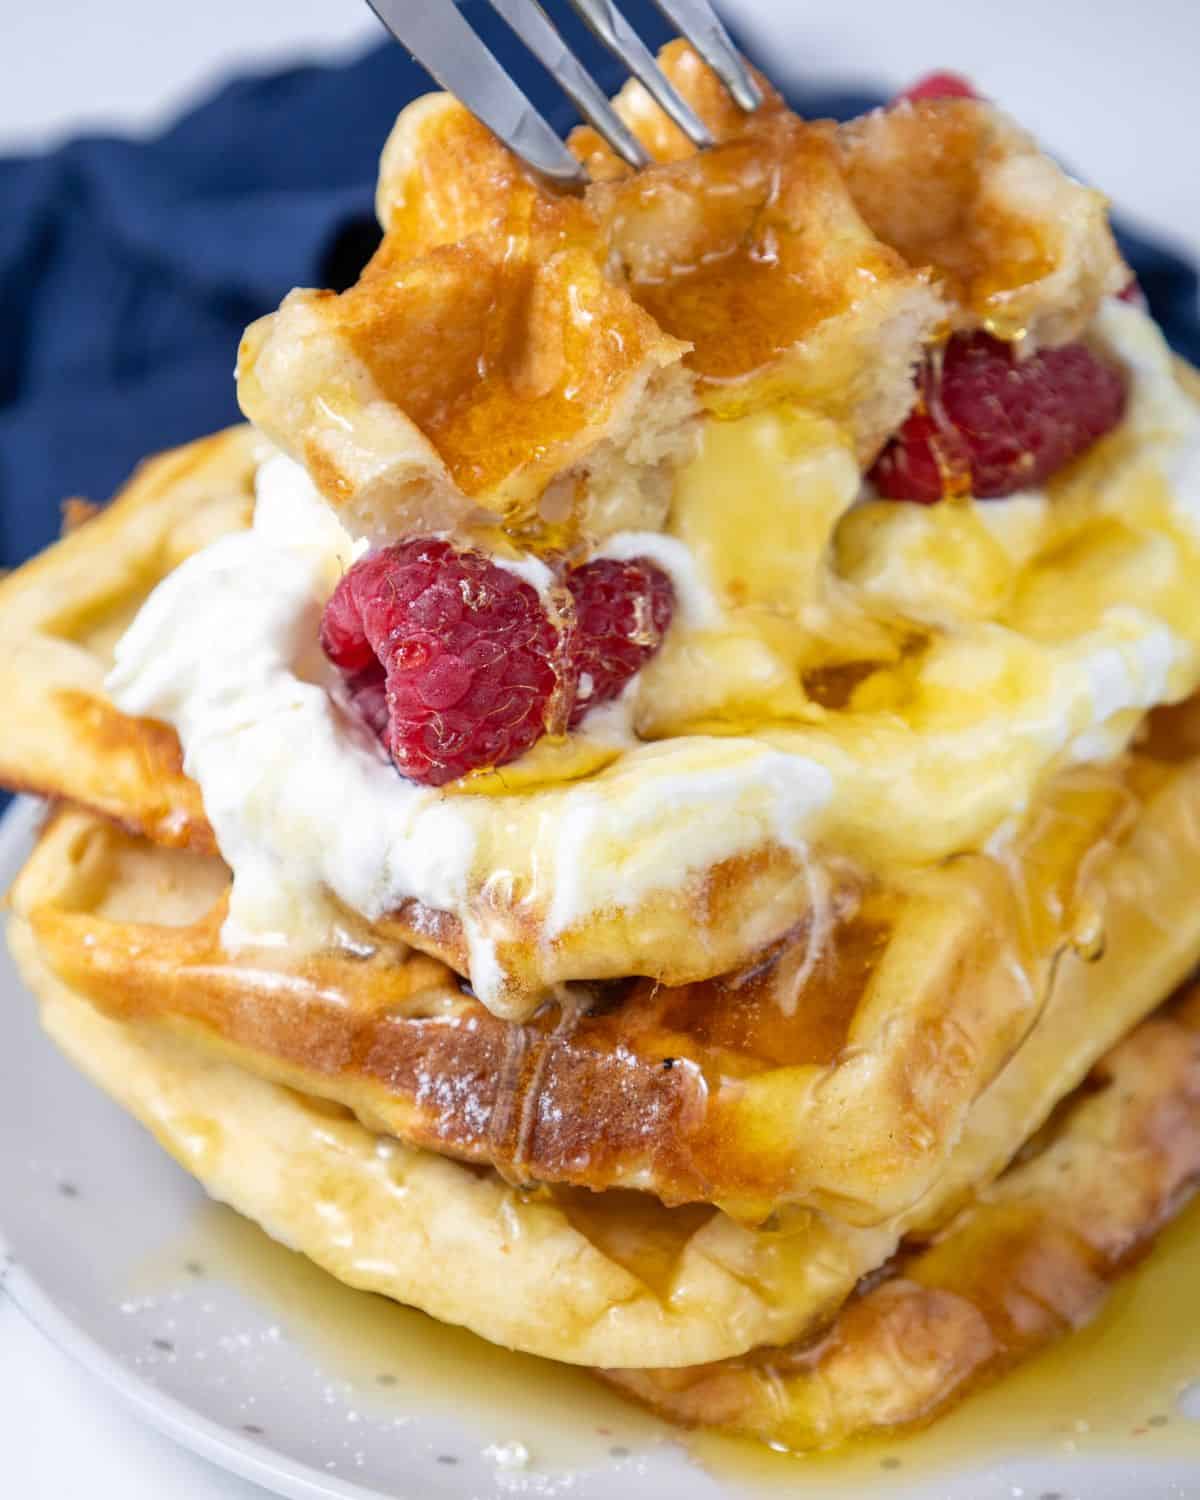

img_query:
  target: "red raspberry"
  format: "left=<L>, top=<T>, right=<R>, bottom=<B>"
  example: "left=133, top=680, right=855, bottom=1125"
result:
left=322, top=544, right=676, bottom=782
left=897, top=71, right=979, bottom=103
left=344, top=662, right=389, bottom=740
left=320, top=565, right=376, bottom=673
left=321, top=540, right=565, bottom=786
left=566, top=558, right=675, bottom=727
left=869, top=332, right=1128, bottom=503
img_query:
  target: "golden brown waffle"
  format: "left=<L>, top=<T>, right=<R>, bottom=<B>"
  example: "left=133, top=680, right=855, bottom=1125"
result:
left=237, top=85, right=703, bottom=548
left=239, top=48, right=962, bottom=544
left=14, top=702, right=1200, bottom=1231
left=604, top=986, right=1200, bottom=1448
left=9, top=866, right=1200, bottom=1401
left=238, top=214, right=698, bottom=549
left=0, top=426, right=260, bottom=853
left=0, top=36, right=1194, bottom=1459
left=249, top=45, right=1121, bottom=549
left=572, top=41, right=1126, bottom=349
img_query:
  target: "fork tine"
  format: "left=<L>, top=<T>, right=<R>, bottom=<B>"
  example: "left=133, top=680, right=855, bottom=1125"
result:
left=486, top=0, right=650, bottom=169
left=649, top=0, right=763, bottom=111
left=364, top=0, right=586, bottom=186
left=566, top=0, right=715, bottom=149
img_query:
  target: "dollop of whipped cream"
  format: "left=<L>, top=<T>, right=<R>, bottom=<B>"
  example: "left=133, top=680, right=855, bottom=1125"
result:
left=107, top=300, right=1200, bottom=1013
left=107, top=461, right=829, bottom=1012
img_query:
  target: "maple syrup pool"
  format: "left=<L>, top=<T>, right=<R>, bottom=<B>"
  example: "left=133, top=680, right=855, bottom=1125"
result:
left=126, top=1188, right=1200, bottom=1496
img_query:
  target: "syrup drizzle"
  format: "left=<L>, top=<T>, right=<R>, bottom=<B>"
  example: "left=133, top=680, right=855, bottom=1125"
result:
left=131, top=1191, right=1200, bottom=1494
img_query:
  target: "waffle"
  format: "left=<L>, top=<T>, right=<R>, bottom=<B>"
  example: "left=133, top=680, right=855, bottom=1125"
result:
left=3, top=37, right=1199, bottom=1456
left=0, top=426, right=260, bottom=853
left=605, top=986, right=1200, bottom=1447
left=572, top=41, right=1126, bottom=349
left=239, top=72, right=949, bottom=544
left=16, top=715, right=1200, bottom=1227
left=237, top=212, right=698, bottom=548
left=10, top=884, right=1200, bottom=1424
left=0, top=426, right=863, bottom=1016
left=242, top=58, right=1121, bottom=548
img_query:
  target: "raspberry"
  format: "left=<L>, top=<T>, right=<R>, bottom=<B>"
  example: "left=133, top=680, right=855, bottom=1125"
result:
left=870, top=332, right=1128, bottom=503
left=322, top=543, right=676, bottom=782
left=566, top=558, right=675, bottom=727
left=897, top=71, right=979, bottom=102
left=345, top=662, right=389, bottom=740
left=322, top=540, right=564, bottom=786
left=320, top=565, right=376, bottom=673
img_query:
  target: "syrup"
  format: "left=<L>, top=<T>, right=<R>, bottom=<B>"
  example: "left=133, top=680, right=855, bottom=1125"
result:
left=138, top=1190, right=1200, bottom=1493
left=695, top=1191, right=1200, bottom=1492
left=135, top=1201, right=662, bottom=1474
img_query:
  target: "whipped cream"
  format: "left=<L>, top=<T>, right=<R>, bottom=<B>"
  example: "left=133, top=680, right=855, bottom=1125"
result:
left=108, top=461, right=831, bottom=1013
left=107, top=302, right=1200, bottom=1012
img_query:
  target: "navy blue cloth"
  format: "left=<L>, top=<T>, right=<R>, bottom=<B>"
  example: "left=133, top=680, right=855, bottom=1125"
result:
left=1, top=1, right=1197, bottom=572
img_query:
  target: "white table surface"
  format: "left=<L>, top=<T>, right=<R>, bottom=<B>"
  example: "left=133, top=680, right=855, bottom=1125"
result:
left=2, top=2, right=1198, bottom=1496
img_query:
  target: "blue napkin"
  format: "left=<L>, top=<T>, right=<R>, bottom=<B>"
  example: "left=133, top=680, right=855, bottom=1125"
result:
left=0, top=1, right=1197, bottom=572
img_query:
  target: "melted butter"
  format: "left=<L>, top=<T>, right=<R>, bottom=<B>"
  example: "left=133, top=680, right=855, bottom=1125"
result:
left=135, top=1191, right=1200, bottom=1490
left=836, top=493, right=1029, bottom=625
left=455, top=733, right=622, bottom=796
left=635, top=406, right=896, bottom=732
left=627, top=304, right=1200, bottom=869
left=672, top=407, right=856, bottom=617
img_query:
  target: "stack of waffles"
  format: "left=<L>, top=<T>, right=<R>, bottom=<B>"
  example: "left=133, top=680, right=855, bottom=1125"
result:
left=5, top=44, right=1200, bottom=1450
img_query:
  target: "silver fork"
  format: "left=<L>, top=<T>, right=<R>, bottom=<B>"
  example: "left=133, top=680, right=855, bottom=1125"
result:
left=362, top=0, right=763, bottom=187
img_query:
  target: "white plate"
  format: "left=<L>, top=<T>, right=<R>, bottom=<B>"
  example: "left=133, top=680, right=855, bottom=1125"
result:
left=3, top=795, right=1200, bottom=1500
